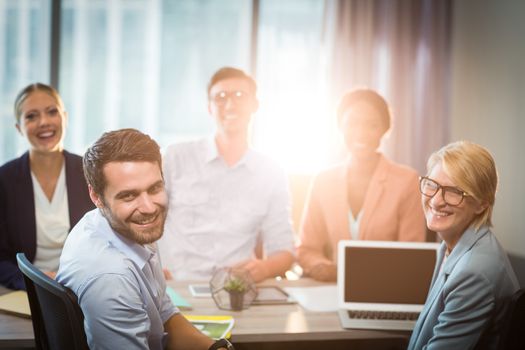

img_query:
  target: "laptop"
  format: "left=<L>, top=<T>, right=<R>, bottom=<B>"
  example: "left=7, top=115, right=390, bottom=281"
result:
left=337, top=240, right=440, bottom=331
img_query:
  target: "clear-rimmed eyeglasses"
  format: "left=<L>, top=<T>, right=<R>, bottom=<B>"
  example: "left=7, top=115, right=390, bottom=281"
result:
left=211, top=90, right=250, bottom=107
left=419, top=176, right=470, bottom=206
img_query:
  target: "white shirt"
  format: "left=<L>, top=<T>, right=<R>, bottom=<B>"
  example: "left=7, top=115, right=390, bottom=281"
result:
left=348, top=209, right=363, bottom=240
left=31, top=163, right=70, bottom=272
left=57, top=209, right=178, bottom=350
left=159, top=138, right=295, bottom=280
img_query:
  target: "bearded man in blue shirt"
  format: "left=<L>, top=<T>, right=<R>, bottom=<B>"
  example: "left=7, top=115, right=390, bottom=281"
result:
left=57, top=129, right=232, bottom=350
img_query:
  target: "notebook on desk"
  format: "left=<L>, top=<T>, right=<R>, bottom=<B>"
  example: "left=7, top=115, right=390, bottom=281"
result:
left=337, top=240, right=439, bottom=331
left=0, top=290, right=31, bottom=318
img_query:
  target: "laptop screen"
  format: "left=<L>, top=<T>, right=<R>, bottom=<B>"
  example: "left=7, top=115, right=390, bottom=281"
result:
left=338, top=241, right=439, bottom=311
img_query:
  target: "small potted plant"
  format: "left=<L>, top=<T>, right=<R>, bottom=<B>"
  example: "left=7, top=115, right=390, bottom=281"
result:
left=210, top=268, right=256, bottom=310
left=224, top=276, right=247, bottom=311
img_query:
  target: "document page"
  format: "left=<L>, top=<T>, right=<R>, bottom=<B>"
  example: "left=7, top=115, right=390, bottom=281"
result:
left=0, top=291, right=31, bottom=318
left=283, top=285, right=338, bottom=312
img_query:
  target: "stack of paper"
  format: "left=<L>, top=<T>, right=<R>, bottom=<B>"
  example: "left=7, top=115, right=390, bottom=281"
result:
left=283, top=285, right=338, bottom=312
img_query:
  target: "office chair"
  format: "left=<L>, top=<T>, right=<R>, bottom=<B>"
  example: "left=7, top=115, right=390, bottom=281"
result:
left=497, top=288, right=525, bottom=350
left=16, top=253, right=89, bottom=350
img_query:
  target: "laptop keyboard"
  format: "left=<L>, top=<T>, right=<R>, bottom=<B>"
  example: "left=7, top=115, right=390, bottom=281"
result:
left=347, top=310, right=420, bottom=321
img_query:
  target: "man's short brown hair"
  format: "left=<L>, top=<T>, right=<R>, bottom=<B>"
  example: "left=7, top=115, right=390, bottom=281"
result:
left=207, top=67, right=257, bottom=98
left=83, top=128, right=162, bottom=196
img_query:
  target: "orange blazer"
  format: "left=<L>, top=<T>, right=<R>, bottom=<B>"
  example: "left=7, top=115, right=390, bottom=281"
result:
left=297, top=154, right=426, bottom=273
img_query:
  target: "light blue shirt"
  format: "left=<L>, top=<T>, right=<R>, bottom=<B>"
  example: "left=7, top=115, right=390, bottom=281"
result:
left=57, top=209, right=178, bottom=350
left=159, top=138, right=295, bottom=280
left=408, top=225, right=519, bottom=350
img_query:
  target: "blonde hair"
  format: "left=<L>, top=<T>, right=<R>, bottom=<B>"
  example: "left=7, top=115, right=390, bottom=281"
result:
left=14, top=83, right=65, bottom=124
left=427, top=141, right=497, bottom=230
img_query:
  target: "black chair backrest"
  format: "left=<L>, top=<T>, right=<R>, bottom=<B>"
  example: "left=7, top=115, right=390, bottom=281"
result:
left=498, top=288, right=525, bottom=350
left=16, top=253, right=89, bottom=350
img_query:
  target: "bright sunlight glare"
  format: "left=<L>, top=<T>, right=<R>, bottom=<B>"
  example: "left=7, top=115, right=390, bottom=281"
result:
left=253, top=44, right=340, bottom=175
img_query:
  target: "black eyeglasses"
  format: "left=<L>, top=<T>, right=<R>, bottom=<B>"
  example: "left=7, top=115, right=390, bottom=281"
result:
left=211, top=90, right=250, bottom=107
left=419, top=176, right=470, bottom=206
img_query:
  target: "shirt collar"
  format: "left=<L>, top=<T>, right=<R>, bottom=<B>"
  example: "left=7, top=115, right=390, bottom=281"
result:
left=203, top=137, right=220, bottom=163
left=441, top=225, right=490, bottom=275
left=203, top=136, right=257, bottom=171
left=94, top=209, right=153, bottom=269
left=242, top=150, right=259, bottom=172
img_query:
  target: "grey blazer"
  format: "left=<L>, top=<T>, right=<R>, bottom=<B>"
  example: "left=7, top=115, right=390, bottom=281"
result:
left=408, top=226, right=519, bottom=350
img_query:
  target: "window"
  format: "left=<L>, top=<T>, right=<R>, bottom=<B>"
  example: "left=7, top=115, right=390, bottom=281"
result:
left=0, top=0, right=329, bottom=174
left=0, top=0, right=51, bottom=162
left=255, top=0, right=333, bottom=173
left=59, top=0, right=253, bottom=153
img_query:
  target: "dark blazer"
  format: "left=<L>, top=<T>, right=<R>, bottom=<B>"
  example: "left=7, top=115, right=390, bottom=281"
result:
left=0, top=150, right=94, bottom=290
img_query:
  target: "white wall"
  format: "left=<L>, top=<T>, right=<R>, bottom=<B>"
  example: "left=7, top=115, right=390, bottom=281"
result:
left=451, top=0, right=525, bottom=285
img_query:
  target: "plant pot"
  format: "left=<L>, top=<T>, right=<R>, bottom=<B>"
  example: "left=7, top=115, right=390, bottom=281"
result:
left=228, top=290, right=245, bottom=311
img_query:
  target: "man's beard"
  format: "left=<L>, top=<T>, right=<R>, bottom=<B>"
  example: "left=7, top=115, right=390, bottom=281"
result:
left=101, top=204, right=167, bottom=245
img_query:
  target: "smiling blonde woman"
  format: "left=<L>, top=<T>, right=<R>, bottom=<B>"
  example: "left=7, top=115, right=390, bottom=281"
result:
left=0, top=83, right=94, bottom=290
left=408, top=141, right=519, bottom=349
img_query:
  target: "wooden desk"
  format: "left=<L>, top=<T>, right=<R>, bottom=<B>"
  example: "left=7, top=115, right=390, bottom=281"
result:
left=0, top=286, right=34, bottom=349
left=169, top=278, right=410, bottom=349
left=0, top=279, right=409, bottom=350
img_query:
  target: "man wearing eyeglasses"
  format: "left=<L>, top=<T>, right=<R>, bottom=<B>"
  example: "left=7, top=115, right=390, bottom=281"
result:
left=159, top=67, right=295, bottom=282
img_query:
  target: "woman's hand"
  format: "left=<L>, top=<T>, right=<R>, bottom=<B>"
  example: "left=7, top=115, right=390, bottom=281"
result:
left=308, top=263, right=337, bottom=282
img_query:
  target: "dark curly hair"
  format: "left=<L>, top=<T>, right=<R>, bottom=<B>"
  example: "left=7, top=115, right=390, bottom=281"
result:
left=337, top=89, right=391, bottom=132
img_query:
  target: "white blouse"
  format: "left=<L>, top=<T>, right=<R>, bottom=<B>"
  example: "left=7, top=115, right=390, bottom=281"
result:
left=348, top=209, right=363, bottom=240
left=31, top=164, right=70, bottom=272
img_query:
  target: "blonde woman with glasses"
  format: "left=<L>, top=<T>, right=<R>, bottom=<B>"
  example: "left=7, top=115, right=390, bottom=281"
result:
left=408, top=141, right=519, bottom=349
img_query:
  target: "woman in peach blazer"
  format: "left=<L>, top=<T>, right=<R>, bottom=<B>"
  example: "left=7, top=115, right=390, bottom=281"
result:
left=297, top=89, right=426, bottom=281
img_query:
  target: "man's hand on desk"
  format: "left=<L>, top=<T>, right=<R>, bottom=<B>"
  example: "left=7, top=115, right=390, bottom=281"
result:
left=308, top=263, right=337, bottom=282
left=235, top=251, right=294, bottom=282
left=235, top=259, right=270, bottom=283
